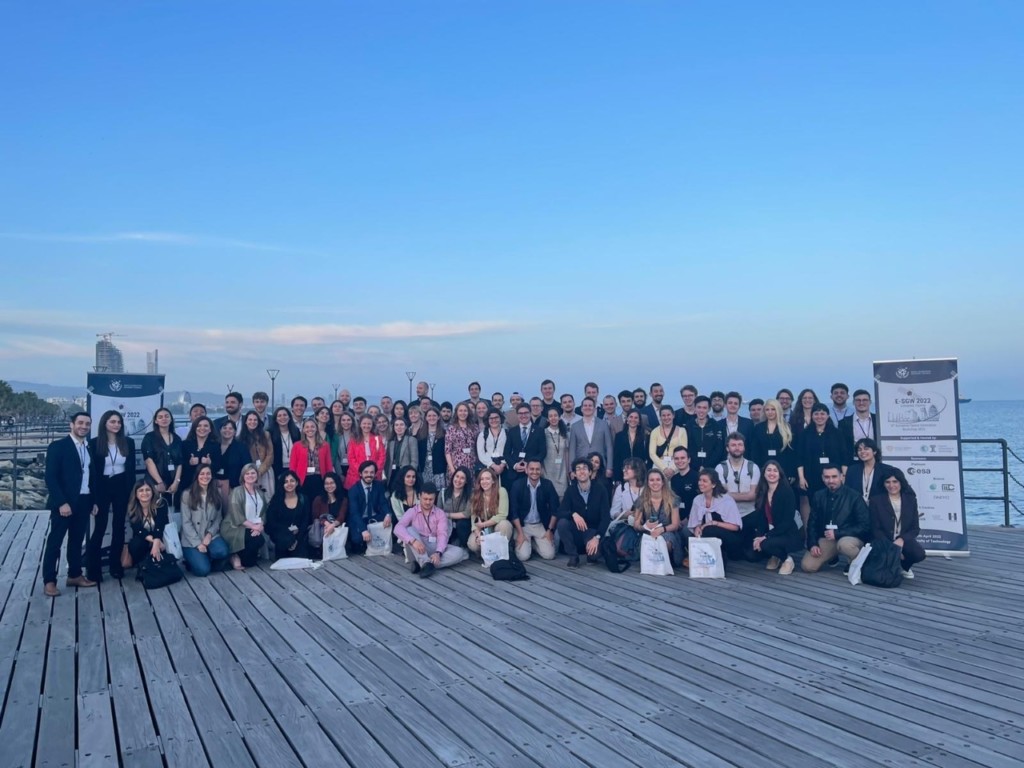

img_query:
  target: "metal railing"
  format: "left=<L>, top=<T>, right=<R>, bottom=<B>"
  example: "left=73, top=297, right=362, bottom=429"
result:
left=961, top=438, right=1020, bottom=528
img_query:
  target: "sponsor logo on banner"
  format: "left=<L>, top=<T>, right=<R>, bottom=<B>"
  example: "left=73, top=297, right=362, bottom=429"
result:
left=110, top=380, right=123, bottom=392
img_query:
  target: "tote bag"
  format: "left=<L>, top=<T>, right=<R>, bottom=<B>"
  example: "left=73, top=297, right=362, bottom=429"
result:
left=366, top=521, right=392, bottom=557
left=481, top=532, right=510, bottom=568
left=688, top=537, right=725, bottom=579
left=640, top=534, right=674, bottom=576
left=322, top=525, right=349, bottom=562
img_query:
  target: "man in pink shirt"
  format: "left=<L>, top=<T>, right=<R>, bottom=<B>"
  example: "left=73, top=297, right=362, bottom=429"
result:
left=394, top=483, right=467, bottom=578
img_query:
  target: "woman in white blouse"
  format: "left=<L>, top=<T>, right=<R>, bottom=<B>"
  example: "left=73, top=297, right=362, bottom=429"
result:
left=476, top=409, right=508, bottom=486
left=87, top=409, right=136, bottom=581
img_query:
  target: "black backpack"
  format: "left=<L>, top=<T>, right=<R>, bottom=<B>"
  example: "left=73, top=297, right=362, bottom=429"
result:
left=490, top=549, right=529, bottom=581
left=601, top=534, right=631, bottom=573
left=137, top=553, right=184, bottom=589
left=860, top=539, right=904, bottom=588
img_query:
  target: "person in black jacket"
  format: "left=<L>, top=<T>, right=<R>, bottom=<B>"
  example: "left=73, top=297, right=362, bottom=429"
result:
left=265, top=470, right=309, bottom=559
left=870, top=467, right=926, bottom=578
left=509, top=460, right=560, bottom=561
left=743, top=461, right=802, bottom=575
left=686, top=397, right=725, bottom=470
left=87, top=409, right=137, bottom=581
left=801, top=465, right=870, bottom=573
left=42, top=411, right=98, bottom=596
left=504, top=404, right=547, bottom=486
left=127, top=479, right=170, bottom=567
left=796, top=403, right=847, bottom=529
left=556, top=458, right=611, bottom=568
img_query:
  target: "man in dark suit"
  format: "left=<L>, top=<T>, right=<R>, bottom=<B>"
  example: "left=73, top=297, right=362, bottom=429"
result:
left=509, top=460, right=560, bottom=561
left=43, top=412, right=98, bottom=596
left=346, top=460, right=391, bottom=553
left=840, top=390, right=879, bottom=463
left=504, top=404, right=546, bottom=485
left=720, top=392, right=755, bottom=442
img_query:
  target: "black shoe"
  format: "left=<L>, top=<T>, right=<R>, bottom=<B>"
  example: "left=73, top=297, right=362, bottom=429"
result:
left=828, top=556, right=841, bottom=568
left=109, top=568, right=124, bottom=580
left=419, top=563, right=436, bottom=579
left=411, top=562, right=421, bottom=574
left=567, top=556, right=580, bottom=568
left=843, top=565, right=850, bottom=576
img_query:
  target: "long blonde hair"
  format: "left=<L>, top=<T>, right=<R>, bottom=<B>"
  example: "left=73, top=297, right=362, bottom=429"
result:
left=763, top=398, right=793, bottom=450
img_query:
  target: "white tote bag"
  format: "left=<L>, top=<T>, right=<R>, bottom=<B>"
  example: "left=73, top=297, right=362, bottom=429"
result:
left=322, top=524, right=349, bottom=562
left=270, top=557, right=323, bottom=570
left=481, top=532, right=510, bottom=568
left=640, top=534, right=674, bottom=576
left=162, top=520, right=183, bottom=560
left=847, top=542, right=872, bottom=586
left=688, top=537, right=725, bottom=579
left=365, top=521, right=392, bottom=557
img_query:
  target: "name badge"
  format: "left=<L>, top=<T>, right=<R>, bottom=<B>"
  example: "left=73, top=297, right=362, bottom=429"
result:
left=308, top=466, right=318, bottom=474
left=518, top=452, right=526, bottom=459
left=819, top=456, right=829, bottom=465
left=768, top=450, right=777, bottom=457
left=826, top=523, right=838, bottom=531
left=391, top=464, right=397, bottom=471
left=167, top=463, right=175, bottom=471
left=555, top=457, right=563, bottom=464
left=462, top=447, right=472, bottom=455
left=697, top=451, right=706, bottom=459
left=428, top=536, right=437, bottom=544
left=768, top=523, right=775, bottom=530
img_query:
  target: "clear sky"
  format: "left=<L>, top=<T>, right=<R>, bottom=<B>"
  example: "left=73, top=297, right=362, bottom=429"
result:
left=2, top=1, right=1022, bottom=404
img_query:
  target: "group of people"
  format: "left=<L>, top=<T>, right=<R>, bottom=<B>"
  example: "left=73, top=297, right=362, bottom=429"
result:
left=40, top=379, right=925, bottom=595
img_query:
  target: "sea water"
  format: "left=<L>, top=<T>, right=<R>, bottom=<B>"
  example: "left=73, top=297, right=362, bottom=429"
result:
left=960, top=400, right=1024, bottom=525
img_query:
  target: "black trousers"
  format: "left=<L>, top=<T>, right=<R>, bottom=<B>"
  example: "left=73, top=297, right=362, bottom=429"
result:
left=128, top=534, right=156, bottom=566
left=88, top=473, right=132, bottom=579
left=694, top=527, right=745, bottom=561
left=42, top=494, right=92, bottom=584
left=556, top=518, right=598, bottom=558
left=238, top=531, right=264, bottom=567
left=271, top=530, right=308, bottom=560
left=901, top=537, right=927, bottom=570
left=743, top=532, right=802, bottom=563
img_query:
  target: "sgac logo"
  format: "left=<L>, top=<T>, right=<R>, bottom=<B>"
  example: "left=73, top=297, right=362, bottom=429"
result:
left=109, top=380, right=123, bottom=393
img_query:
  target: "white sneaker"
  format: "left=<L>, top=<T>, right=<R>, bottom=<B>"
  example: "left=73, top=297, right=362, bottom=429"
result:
left=903, top=568, right=915, bottom=579
left=778, top=557, right=795, bottom=576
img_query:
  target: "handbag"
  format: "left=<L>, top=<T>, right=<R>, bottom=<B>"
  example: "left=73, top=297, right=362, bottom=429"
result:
left=137, top=553, right=183, bottom=590
left=308, top=519, right=325, bottom=548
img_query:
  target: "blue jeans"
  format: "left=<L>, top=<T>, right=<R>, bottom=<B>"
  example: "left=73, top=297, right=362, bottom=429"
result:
left=182, top=537, right=230, bottom=577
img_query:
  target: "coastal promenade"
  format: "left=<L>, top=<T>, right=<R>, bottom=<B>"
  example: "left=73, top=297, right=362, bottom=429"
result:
left=1, top=510, right=1022, bottom=767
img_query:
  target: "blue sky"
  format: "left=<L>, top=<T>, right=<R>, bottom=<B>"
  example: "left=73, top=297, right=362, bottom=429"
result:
left=2, top=1, right=1022, bottom=404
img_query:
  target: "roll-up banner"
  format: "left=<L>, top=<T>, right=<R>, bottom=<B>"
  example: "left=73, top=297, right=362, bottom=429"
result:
left=874, top=358, right=968, bottom=555
left=87, top=373, right=165, bottom=440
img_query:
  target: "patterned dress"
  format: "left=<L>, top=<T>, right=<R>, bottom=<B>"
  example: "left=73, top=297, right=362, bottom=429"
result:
left=445, top=425, right=478, bottom=478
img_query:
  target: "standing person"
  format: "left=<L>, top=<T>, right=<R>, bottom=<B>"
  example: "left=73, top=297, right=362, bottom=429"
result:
left=789, top=388, right=820, bottom=443
left=126, top=479, right=170, bottom=567
left=539, top=379, right=558, bottom=413
left=649, top=405, right=688, bottom=479
left=176, top=403, right=207, bottom=439
left=743, top=460, right=801, bottom=575
left=568, top=397, right=614, bottom=476
left=466, top=468, right=512, bottom=559
left=391, top=400, right=408, bottom=424
left=213, top=391, right=244, bottom=435
left=556, top=458, right=611, bottom=568
left=669, top=447, right=701, bottom=524
left=142, top=407, right=184, bottom=513
left=418, top=407, right=447, bottom=492
left=797, top=403, right=847, bottom=529
left=686, top=396, right=724, bottom=470
left=801, top=465, right=870, bottom=573
left=708, top=391, right=727, bottom=422
left=395, top=483, right=467, bottom=578
left=748, top=398, right=796, bottom=484
left=613, top=409, right=649, bottom=482
left=345, top=415, right=386, bottom=489
left=638, top=382, right=667, bottom=429
left=251, top=391, right=271, bottom=428
left=375, top=413, right=392, bottom=445
left=840, top=390, right=878, bottom=464
left=290, top=418, right=334, bottom=502
left=87, top=409, right=136, bottom=582
left=687, top=469, right=744, bottom=562
left=265, top=470, right=309, bottom=560
left=870, top=468, right=926, bottom=579
left=240, top=411, right=275, bottom=497
left=331, top=411, right=358, bottom=488
left=504, top=403, right=546, bottom=486
left=828, top=383, right=853, bottom=427
left=389, top=467, right=422, bottom=535
left=42, top=412, right=98, bottom=596
left=541, top=406, right=570, bottom=498
left=385, top=418, right=420, bottom=493
left=180, top=466, right=230, bottom=576
left=223, top=463, right=268, bottom=570
left=748, top=399, right=765, bottom=425
left=721, top=392, right=754, bottom=442
left=509, top=459, right=559, bottom=561
left=602, top=396, right=623, bottom=435
left=269, top=407, right=300, bottom=481
left=632, top=469, right=684, bottom=567
left=290, top=396, right=308, bottom=425
left=180, top=416, right=218, bottom=502
left=214, top=420, right=249, bottom=507
left=442, top=467, right=473, bottom=546
left=776, top=389, right=795, bottom=422
left=674, top=385, right=699, bottom=427
left=316, top=406, right=334, bottom=443
left=444, top=402, right=478, bottom=481
left=476, top=409, right=509, bottom=485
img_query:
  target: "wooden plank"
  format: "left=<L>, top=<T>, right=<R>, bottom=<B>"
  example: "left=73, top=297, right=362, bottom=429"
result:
left=0, top=589, right=51, bottom=768
left=36, top=592, right=77, bottom=768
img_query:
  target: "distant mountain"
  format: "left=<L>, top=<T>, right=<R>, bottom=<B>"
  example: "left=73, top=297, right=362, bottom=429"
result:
left=8, top=380, right=87, bottom=399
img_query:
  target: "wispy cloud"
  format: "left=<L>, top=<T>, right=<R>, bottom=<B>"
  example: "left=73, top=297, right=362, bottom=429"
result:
left=0, top=230, right=326, bottom=257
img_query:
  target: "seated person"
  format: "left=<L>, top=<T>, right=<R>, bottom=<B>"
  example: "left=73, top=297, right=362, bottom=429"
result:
left=556, top=458, right=611, bottom=568
left=870, top=468, right=926, bottom=579
left=801, top=465, right=870, bottom=573
left=631, top=468, right=684, bottom=567
left=743, top=460, right=801, bottom=575
left=127, top=479, right=169, bottom=566
left=687, top=469, right=744, bottom=561
left=466, top=468, right=512, bottom=557
left=346, top=461, right=392, bottom=554
left=509, top=460, right=559, bottom=561
left=265, top=470, right=309, bottom=560
left=179, top=466, right=230, bottom=576
left=394, top=482, right=467, bottom=578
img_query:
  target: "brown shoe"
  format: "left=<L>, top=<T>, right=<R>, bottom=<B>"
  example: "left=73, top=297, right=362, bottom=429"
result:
left=765, top=556, right=781, bottom=571
left=44, top=582, right=61, bottom=597
left=66, top=575, right=97, bottom=588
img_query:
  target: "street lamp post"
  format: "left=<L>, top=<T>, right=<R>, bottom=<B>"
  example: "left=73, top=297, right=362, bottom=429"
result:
left=405, top=371, right=416, bottom=404
left=332, top=383, right=340, bottom=401
left=267, top=369, right=280, bottom=408
left=430, top=382, right=436, bottom=400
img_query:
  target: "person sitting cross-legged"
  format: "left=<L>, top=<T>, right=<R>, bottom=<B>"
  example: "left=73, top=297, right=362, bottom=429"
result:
left=394, top=483, right=467, bottom=578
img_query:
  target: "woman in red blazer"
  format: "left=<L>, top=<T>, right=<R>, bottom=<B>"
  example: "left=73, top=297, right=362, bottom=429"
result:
left=869, top=468, right=926, bottom=578
left=345, top=414, right=386, bottom=488
left=289, top=418, right=334, bottom=502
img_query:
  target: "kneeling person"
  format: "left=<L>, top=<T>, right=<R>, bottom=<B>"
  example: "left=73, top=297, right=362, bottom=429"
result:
left=801, top=465, right=870, bottom=573
left=510, top=460, right=559, bottom=561
left=556, top=458, right=611, bottom=567
left=395, top=483, right=467, bottom=578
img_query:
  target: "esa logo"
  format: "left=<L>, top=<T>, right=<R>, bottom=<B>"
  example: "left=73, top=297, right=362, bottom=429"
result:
left=907, top=466, right=931, bottom=475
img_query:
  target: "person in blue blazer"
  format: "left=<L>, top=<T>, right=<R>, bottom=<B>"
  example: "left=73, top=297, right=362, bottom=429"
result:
left=346, top=460, right=392, bottom=553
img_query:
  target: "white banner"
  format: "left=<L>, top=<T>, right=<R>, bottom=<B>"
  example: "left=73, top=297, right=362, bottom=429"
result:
left=87, top=374, right=166, bottom=474
left=874, top=359, right=968, bottom=554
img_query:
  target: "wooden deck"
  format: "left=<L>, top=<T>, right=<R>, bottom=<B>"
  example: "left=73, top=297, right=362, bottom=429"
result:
left=1, top=510, right=1023, bottom=768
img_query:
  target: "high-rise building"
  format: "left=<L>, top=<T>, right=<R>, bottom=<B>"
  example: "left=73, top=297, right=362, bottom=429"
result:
left=95, top=335, right=124, bottom=373
left=146, top=349, right=159, bottom=374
